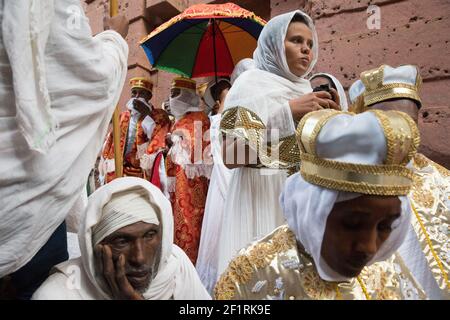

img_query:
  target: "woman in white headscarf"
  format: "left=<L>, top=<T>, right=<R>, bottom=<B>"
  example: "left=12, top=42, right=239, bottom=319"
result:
left=216, top=10, right=339, bottom=279
left=32, top=177, right=210, bottom=300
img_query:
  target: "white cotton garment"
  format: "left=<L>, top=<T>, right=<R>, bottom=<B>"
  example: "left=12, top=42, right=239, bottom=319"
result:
left=216, top=10, right=318, bottom=280
left=230, top=58, right=255, bottom=84
left=196, top=114, right=233, bottom=293
left=0, top=0, right=128, bottom=277
left=32, top=177, right=211, bottom=300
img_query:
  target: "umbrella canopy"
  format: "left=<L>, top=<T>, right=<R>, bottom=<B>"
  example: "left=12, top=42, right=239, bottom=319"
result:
left=140, top=3, right=266, bottom=79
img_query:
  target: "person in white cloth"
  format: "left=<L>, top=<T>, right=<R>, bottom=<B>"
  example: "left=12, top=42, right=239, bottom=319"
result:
left=0, top=0, right=128, bottom=299
left=196, top=60, right=255, bottom=294
left=215, top=109, right=427, bottom=300
left=217, top=10, right=340, bottom=279
left=32, top=177, right=211, bottom=300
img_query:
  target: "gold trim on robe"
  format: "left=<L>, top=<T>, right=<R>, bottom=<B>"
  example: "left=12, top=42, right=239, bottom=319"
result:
left=409, top=153, right=450, bottom=296
left=214, top=225, right=426, bottom=300
left=220, top=106, right=301, bottom=170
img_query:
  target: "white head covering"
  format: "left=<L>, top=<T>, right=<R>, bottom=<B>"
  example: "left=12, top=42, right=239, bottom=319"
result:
left=79, top=177, right=210, bottom=299
left=223, top=10, right=318, bottom=142
left=309, top=72, right=349, bottom=111
left=280, top=112, right=412, bottom=282
left=253, top=10, right=319, bottom=82
left=349, top=64, right=422, bottom=110
left=92, top=189, right=159, bottom=246
left=230, top=58, right=256, bottom=84
left=169, top=87, right=201, bottom=120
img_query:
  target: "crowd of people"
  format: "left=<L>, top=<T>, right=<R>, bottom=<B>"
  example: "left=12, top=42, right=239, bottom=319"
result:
left=0, top=1, right=448, bottom=300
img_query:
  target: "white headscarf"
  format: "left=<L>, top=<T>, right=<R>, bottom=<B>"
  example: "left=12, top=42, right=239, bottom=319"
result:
left=253, top=10, right=318, bottom=82
left=223, top=10, right=318, bottom=140
left=230, top=58, right=256, bottom=84
left=309, top=73, right=349, bottom=111
left=280, top=112, right=412, bottom=282
left=79, top=177, right=210, bottom=300
left=169, top=87, right=201, bottom=120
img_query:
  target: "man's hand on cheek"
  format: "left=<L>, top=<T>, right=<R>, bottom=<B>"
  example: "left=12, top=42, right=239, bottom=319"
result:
left=95, top=244, right=144, bottom=300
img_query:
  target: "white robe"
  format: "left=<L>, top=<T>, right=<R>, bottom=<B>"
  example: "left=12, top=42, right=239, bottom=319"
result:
left=0, top=0, right=128, bottom=277
left=195, top=114, right=232, bottom=293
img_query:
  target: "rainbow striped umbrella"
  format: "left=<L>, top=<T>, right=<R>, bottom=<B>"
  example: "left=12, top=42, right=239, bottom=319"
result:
left=140, top=3, right=266, bottom=79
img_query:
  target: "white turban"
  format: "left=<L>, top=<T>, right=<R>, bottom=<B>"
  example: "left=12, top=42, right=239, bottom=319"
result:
left=92, top=189, right=159, bottom=246
left=280, top=112, right=412, bottom=282
left=79, top=177, right=210, bottom=299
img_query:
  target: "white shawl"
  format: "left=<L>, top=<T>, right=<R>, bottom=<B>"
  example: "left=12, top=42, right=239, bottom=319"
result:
left=223, top=10, right=318, bottom=142
left=0, top=0, right=128, bottom=277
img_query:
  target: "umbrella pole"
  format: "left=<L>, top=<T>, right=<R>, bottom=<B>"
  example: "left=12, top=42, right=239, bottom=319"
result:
left=110, top=0, right=123, bottom=179
left=212, top=19, right=218, bottom=84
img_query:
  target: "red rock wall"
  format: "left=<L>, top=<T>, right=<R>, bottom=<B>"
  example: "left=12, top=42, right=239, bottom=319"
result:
left=83, top=0, right=450, bottom=168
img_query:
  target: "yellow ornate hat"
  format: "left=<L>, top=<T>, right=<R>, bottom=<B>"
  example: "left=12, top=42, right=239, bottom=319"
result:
left=171, top=77, right=196, bottom=91
left=130, top=77, right=153, bottom=94
left=349, top=65, right=422, bottom=113
left=296, top=109, right=420, bottom=195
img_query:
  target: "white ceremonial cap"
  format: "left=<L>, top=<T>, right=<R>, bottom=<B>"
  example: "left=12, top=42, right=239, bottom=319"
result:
left=296, top=109, right=420, bottom=195
left=348, top=65, right=422, bottom=113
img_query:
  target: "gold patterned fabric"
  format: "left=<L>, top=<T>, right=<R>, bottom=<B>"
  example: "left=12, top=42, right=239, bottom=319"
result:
left=220, top=106, right=300, bottom=169
left=214, top=225, right=426, bottom=300
left=349, top=65, right=422, bottom=113
left=409, top=153, right=450, bottom=297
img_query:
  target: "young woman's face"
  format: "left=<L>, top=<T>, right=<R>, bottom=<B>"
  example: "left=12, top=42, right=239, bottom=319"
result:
left=284, top=22, right=314, bottom=77
left=321, top=195, right=401, bottom=277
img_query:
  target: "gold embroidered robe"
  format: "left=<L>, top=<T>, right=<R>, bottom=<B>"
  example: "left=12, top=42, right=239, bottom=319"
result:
left=409, top=153, right=450, bottom=297
left=214, top=225, right=426, bottom=300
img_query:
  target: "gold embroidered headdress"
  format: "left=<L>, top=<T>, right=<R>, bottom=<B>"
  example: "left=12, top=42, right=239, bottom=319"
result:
left=349, top=65, right=422, bottom=113
left=171, top=77, right=197, bottom=91
left=296, top=109, right=420, bottom=195
left=130, top=77, right=153, bottom=94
